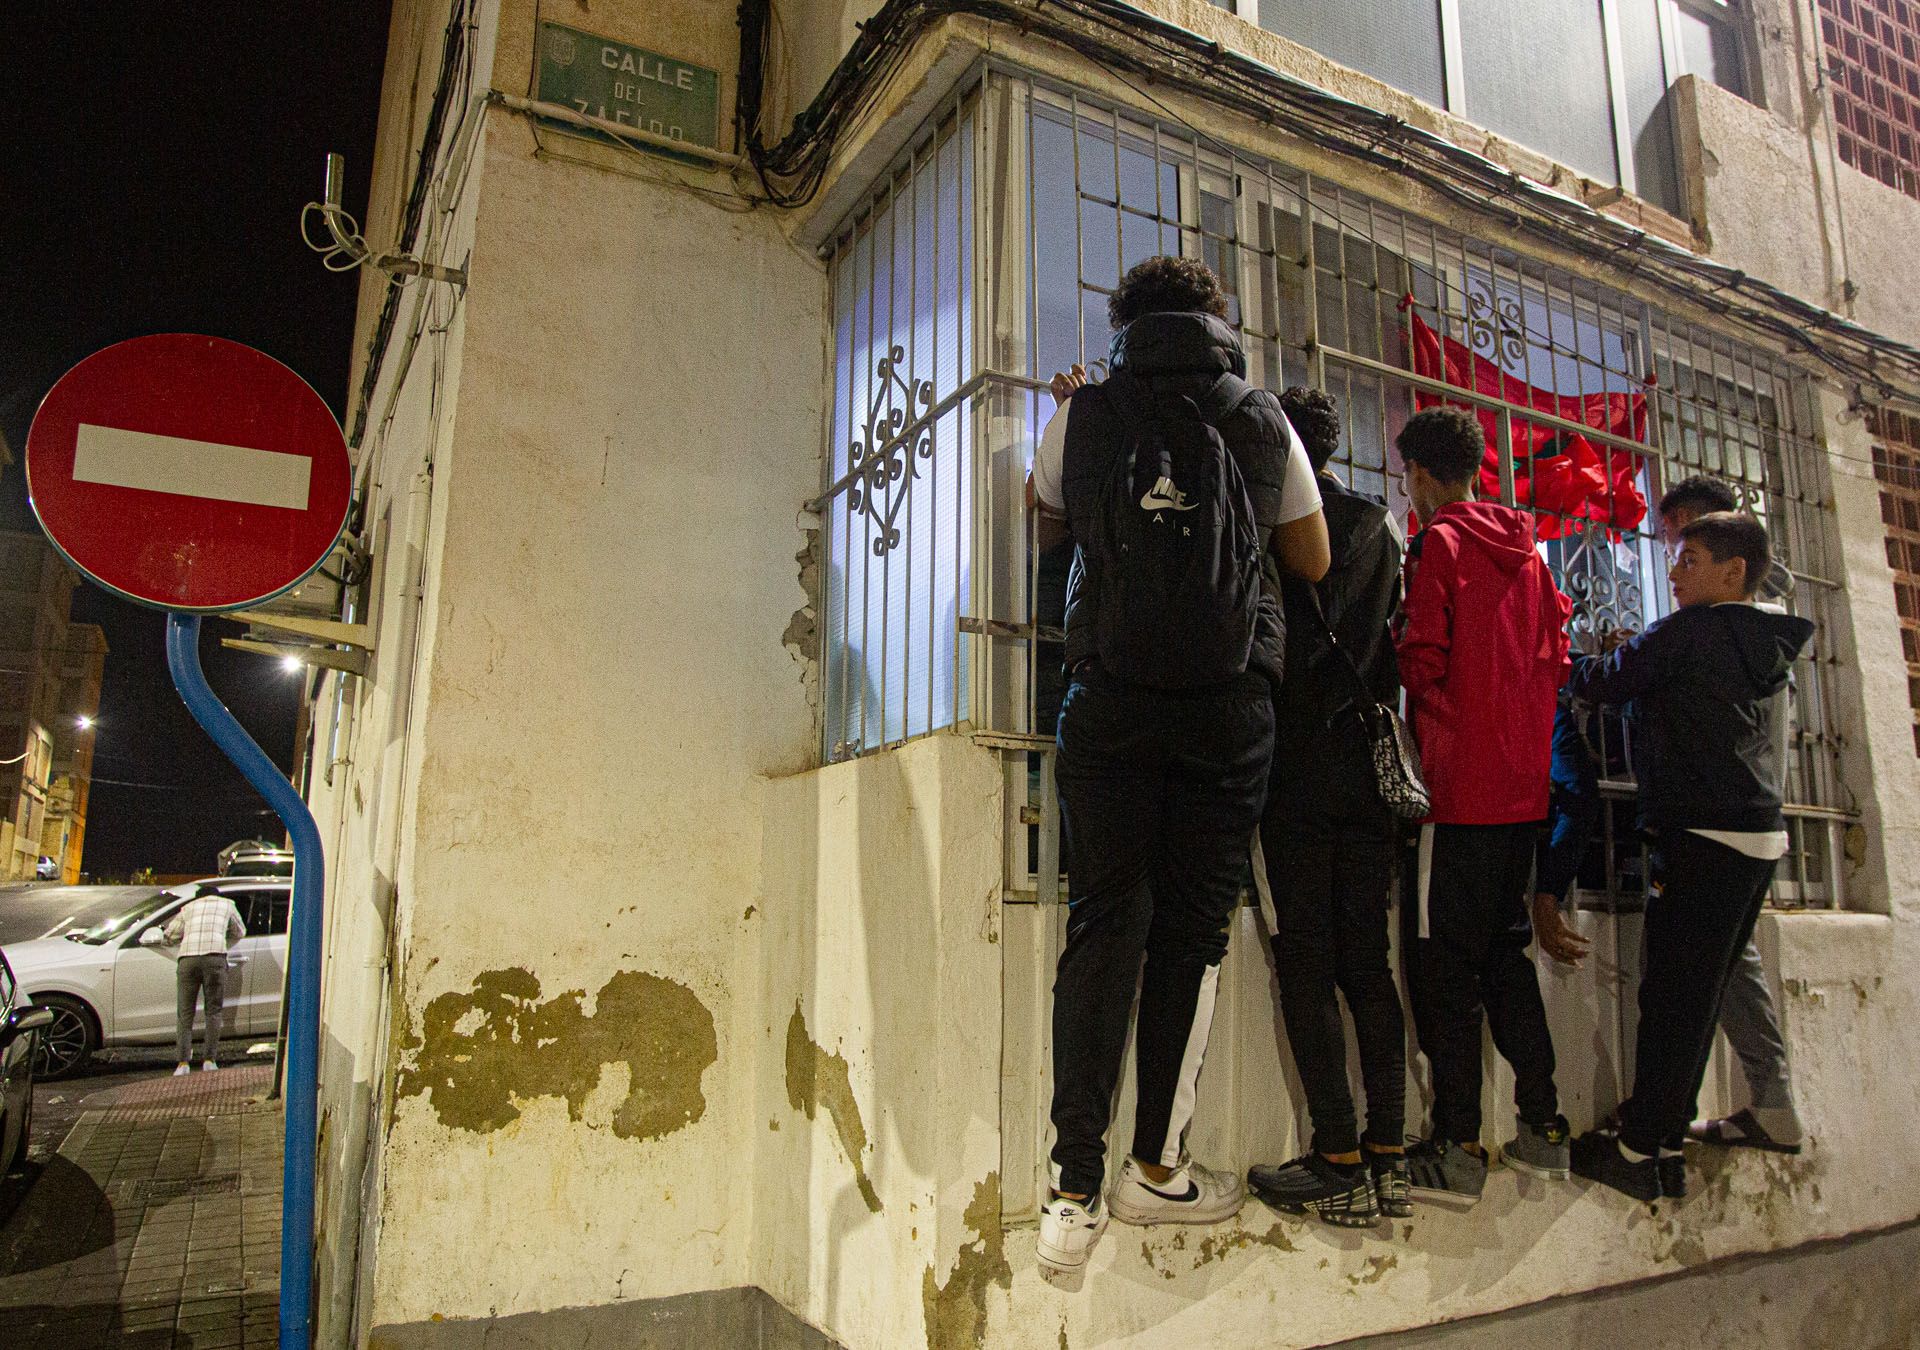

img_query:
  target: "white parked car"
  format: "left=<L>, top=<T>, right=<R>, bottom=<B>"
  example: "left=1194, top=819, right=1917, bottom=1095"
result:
left=2, top=878, right=290, bottom=1078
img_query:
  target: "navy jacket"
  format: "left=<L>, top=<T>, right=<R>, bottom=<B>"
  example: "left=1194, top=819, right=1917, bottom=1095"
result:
left=1568, top=603, right=1814, bottom=834
left=1535, top=695, right=1602, bottom=903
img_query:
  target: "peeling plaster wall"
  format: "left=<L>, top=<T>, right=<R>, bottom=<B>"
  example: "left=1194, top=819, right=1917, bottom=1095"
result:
left=305, top=3, right=499, bottom=1345
left=338, top=0, right=824, bottom=1325
left=755, top=734, right=1007, bottom=1350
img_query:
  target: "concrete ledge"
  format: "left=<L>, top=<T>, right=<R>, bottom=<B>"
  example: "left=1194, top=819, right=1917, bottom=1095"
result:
left=1330, top=1217, right=1920, bottom=1348
left=368, top=1286, right=844, bottom=1349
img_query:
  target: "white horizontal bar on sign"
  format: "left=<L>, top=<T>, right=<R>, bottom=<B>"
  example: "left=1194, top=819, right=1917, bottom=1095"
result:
left=73, top=424, right=312, bottom=511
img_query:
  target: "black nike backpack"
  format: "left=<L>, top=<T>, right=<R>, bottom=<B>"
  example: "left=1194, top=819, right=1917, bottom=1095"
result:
left=1086, top=370, right=1263, bottom=688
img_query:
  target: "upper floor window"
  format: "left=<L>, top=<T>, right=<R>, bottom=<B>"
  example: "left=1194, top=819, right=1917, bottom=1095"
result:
left=1238, top=0, right=1754, bottom=217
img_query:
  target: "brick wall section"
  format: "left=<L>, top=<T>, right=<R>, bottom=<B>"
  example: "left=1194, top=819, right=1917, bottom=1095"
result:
left=1867, top=406, right=1920, bottom=752
left=1821, top=0, right=1920, bottom=199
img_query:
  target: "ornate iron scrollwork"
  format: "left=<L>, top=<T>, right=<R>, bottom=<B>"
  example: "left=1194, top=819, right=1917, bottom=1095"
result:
left=1465, top=286, right=1526, bottom=367
left=845, top=346, right=934, bottom=556
left=1559, top=530, right=1646, bottom=647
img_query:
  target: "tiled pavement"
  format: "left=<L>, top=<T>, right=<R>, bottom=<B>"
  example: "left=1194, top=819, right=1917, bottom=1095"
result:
left=0, top=1065, right=284, bottom=1348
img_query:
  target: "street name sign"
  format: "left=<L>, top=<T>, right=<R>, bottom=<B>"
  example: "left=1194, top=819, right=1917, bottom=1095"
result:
left=535, top=21, right=720, bottom=151
left=25, top=334, right=352, bottom=612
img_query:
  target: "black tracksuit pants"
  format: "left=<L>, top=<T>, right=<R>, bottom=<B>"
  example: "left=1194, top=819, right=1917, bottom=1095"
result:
left=1403, top=821, right=1561, bottom=1143
left=1049, top=667, right=1273, bottom=1198
left=1618, top=831, right=1777, bottom=1157
left=1260, top=729, right=1406, bottom=1156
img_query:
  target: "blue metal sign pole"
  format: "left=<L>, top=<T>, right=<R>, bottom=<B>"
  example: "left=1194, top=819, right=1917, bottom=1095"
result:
left=165, top=614, right=321, bottom=1349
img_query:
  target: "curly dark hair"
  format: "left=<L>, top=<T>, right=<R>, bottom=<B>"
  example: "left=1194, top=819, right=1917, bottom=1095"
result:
left=1657, top=473, right=1739, bottom=523
left=1278, top=387, right=1341, bottom=472
left=1395, top=407, right=1486, bottom=486
left=1108, top=255, right=1230, bottom=328
left=1681, top=511, right=1771, bottom=597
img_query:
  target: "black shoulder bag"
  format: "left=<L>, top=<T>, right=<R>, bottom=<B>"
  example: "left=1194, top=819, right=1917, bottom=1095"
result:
left=1301, top=586, right=1431, bottom=821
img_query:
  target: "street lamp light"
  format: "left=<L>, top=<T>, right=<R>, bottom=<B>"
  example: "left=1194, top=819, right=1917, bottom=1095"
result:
left=281, top=655, right=304, bottom=674
left=76, top=714, right=93, bottom=730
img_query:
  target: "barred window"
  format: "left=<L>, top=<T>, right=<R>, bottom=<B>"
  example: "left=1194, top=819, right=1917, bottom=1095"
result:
left=813, top=65, right=1852, bottom=903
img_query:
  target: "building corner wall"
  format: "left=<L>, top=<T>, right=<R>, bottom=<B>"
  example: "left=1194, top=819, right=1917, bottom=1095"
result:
left=351, top=79, right=827, bottom=1335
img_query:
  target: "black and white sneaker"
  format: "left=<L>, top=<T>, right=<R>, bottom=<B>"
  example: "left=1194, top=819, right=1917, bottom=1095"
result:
left=1405, top=1138, right=1487, bottom=1204
left=1108, top=1154, right=1245, bottom=1226
left=1248, top=1154, right=1379, bottom=1228
left=1368, top=1151, right=1413, bottom=1218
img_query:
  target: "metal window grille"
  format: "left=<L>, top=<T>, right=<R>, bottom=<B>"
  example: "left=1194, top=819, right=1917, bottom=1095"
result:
left=1867, top=406, right=1920, bottom=754
left=813, top=64, right=1854, bottom=905
left=1819, top=0, right=1920, bottom=200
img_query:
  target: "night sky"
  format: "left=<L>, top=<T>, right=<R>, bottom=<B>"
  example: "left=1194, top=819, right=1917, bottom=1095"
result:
left=2, top=6, right=393, bottom=876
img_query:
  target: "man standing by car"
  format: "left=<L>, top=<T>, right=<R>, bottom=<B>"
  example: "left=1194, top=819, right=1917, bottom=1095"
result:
left=163, top=890, right=245, bottom=1074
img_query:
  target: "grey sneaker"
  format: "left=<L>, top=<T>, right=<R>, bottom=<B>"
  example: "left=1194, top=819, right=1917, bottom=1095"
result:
left=1405, top=1138, right=1486, bottom=1204
left=1501, top=1114, right=1571, bottom=1179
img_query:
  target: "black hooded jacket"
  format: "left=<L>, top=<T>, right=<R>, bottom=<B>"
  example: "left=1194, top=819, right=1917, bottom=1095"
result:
left=1059, top=311, right=1292, bottom=682
left=1272, top=476, right=1401, bottom=752
left=1568, top=603, right=1815, bottom=833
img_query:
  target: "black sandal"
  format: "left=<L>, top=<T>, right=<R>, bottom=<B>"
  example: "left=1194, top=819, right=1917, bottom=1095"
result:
left=1685, top=1107, right=1803, bottom=1155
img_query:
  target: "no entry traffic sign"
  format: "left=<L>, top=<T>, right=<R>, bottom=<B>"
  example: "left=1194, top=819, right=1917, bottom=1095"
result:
left=25, top=334, right=351, bottom=612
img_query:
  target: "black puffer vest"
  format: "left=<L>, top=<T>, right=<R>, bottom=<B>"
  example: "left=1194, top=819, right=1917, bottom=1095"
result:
left=1060, top=312, right=1291, bottom=684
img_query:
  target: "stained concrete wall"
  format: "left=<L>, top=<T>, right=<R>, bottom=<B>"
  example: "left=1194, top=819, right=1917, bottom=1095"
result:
left=305, top=2, right=500, bottom=1344
left=354, top=96, right=824, bottom=1330
left=756, top=734, right=1007, bottom=1350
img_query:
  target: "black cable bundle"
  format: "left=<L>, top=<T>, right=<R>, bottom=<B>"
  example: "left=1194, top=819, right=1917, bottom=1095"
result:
left=735, top=0, right=1920, bottom=398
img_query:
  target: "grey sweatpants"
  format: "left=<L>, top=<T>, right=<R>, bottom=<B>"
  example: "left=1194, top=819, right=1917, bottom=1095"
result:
left=176, top=954, right=228, bottom=1064
left=1720, top=938, right=1797, bottom=1115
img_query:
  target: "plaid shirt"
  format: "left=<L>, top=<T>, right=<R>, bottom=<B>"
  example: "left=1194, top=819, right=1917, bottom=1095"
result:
left=163, top=895, right=246, bottom=958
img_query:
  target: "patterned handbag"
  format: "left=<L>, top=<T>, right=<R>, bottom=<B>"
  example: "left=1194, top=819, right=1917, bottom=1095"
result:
left=1305, top=588, right=1431, bottom=822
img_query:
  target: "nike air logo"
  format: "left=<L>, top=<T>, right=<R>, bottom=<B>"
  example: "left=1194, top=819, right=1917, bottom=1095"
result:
left=1139, top=476, right=1196, bottom=512
left=1139, top=1179, right=1200, bottom=1203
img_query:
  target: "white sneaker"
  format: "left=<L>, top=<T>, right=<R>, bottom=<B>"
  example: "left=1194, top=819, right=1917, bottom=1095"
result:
left=173, top=1063, right=191, bottom=1077
left=1108, top=1154, right=1245, bottom=1226
left=1037, top=1193, right=1107, bottom=1291
left=202, top=1060, right=219, bottom=1072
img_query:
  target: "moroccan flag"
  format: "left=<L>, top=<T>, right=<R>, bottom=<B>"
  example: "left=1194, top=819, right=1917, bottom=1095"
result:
left=1405, top=303, right=1648, bottom=535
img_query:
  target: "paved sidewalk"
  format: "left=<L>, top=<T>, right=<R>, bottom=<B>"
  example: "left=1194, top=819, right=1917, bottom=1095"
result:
left=0, top=1064, right=283, bottom=1348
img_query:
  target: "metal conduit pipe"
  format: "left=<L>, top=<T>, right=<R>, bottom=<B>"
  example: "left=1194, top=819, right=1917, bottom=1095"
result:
left=166, top=616, right=325, bottom=1349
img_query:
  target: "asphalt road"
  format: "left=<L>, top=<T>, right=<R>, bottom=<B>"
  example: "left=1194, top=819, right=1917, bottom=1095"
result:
left=0, top=883, right=161, bottom=946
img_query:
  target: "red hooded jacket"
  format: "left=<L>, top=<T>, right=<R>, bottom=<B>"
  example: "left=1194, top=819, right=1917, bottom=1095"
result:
left=1397, top=501, right=1571, bottom=825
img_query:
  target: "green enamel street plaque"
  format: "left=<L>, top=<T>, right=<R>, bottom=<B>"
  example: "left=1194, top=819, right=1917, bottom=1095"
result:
left=535, top=22, right=720, bottom=152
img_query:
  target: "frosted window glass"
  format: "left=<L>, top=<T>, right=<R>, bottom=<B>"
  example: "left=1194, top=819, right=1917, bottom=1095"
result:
left=1618, top=0, right=1682, bottom=214
left=1461, top=0, right=1619, bottom=183
left=1256, top=0, right=1447, bottom=108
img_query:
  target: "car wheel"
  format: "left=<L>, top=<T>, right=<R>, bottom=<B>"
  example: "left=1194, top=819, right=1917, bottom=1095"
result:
left=31, top=996, right=98, bottom=1081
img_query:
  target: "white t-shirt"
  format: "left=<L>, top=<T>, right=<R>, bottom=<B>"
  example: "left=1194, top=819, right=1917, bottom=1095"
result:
left=1031, top=395, right=1324, bottom=524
